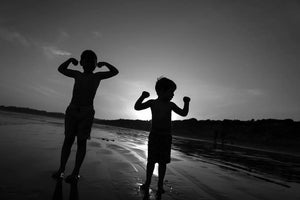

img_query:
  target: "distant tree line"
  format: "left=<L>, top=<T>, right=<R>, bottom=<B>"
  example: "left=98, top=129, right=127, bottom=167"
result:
left=0, top=105, right=65, bottom=119
left=1, top=105, right=299, bottom=153
left=94, top=118, right=300, bottom=152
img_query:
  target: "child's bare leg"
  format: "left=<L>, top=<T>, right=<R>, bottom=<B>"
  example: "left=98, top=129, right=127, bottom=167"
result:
left=72, top=138, right=87, bottom=175
left=59, top=136, right=75, bottom=172
left=53, top=135, right=75, bottom=179
left=65, top=138, right=86, bottom=183
left=144, top=161, right=155, bottom=187
left=158, top=163, right=166, bottom=192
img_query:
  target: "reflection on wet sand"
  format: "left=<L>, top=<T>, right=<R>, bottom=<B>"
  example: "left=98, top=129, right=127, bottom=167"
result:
left=105, top=124, right=300, bottom=186
left=171, top=137, right=300, bottom=185
left=138, top=184, right=162, bottom=200
left=103, top=126, right=300, bottom=200
left=1, top=111, right=300, bottom=200
left=52, top=180, right=78, bottom=200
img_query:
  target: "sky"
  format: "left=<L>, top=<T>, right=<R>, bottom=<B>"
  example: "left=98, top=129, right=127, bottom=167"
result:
left=0, top=0, right=299, bottom=121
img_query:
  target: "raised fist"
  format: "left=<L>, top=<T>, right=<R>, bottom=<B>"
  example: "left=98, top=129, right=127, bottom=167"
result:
left=97, top=62, right=106, bottom=68
left=183, top=96, right=191, bottom=103
left=69, top=58, right=78, bottom=66
left=142, top=91, right=150, bottom=98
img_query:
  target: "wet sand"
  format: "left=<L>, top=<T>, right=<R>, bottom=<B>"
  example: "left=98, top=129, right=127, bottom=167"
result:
left=0, top=111, right=299, bottom=200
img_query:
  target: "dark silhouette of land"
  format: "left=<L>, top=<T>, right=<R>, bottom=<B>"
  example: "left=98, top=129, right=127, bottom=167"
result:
left=97, top=117, right=300, bottom=154
left=0, top=105, right=65, bottom=118
left=1, top=105, right=299, bottom=154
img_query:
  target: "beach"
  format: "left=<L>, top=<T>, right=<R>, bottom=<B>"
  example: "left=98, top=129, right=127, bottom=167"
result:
left=0, top=111, right=299, bottom=200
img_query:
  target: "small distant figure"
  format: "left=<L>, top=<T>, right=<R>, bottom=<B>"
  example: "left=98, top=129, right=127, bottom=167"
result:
left=213, top=129, right=225, bottom=149
left=214, top=120, right=233, bottom=149
left=52, top=50, right=119, bottom=183
left=134, top=77, right=190, bottom=194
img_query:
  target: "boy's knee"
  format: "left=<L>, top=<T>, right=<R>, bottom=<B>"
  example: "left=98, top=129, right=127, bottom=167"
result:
left=77, top=138, right=87, bottom=147
left=147, top=161, right=156, bottom=166
left=158, top=162, right=167, bottom=167
left=64, top=136, right=75, bottom=144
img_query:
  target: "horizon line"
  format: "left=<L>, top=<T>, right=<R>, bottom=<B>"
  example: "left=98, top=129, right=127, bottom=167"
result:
left=0, top=104, right=299, bottom=122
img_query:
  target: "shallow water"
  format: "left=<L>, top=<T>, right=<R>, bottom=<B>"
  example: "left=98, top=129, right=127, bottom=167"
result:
left=0, top=111, right=299, bottom=200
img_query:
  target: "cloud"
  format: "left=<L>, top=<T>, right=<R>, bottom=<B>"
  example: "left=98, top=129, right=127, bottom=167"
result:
left=43, top=46, right=71, bottom=59
left=57, top=30, right=70, bottom=43
left=59, top=30, right=69, bottom=39
left=27, top=84, right=63, bottom=98
left=247, top=89, right=264, bottom=96
left=0, top=26, right=72, bottom=59
left=92, top=31, right=103, bottom=38
left=0, top=27, right=30, bottom=46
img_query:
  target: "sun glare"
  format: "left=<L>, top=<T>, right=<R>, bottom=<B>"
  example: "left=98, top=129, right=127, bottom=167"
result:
left=133, top=109, right=151, bottom=120
left=131, top=107, right=183, bottom=121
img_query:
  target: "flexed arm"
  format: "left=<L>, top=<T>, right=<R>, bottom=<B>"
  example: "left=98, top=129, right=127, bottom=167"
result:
left=134, top=91, right=152, bottom=110
left=58, top=58, right=79, bottom=78
left=171, top=97, right=190, bottom=116
left=95, top=62, right=119, bottom=80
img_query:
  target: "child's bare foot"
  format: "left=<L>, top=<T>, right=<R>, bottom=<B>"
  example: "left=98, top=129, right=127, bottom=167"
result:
left=65, top=174, right=80, bottom=184
left=140, top=183, right=150, bottom=191
left=52, top=171, right=64, bottom=179
left=157, top=187, right=165, bottom=194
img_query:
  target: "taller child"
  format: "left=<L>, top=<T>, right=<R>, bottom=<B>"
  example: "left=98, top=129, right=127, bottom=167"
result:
left=134, top=77, right=190, bottom=194
left=53, top=50, right=119, bottom=183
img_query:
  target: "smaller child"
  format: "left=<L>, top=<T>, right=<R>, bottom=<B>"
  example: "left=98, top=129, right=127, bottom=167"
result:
left=134, top=77, right=190, bottom=194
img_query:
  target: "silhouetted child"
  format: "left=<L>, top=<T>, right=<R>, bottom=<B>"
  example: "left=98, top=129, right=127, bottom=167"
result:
left=52, top=50, right=119, bottom=183
left=134, top=77, right=190, bottom=194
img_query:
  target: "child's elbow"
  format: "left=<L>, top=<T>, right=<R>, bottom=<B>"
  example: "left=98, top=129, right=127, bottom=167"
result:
left=114, top=69, right=119, bottom=76
left=134, top=103, right=143, bottom=111
left=181, top=111, right=188, bottom=117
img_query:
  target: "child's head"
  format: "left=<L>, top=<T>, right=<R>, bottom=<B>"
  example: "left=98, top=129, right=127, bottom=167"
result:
left=80, top=50, right=97, bottom=73
left=155, top=77, right=177, bottom=101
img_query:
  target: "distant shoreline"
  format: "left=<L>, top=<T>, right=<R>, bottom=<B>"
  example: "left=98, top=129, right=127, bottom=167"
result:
left=1, top=105, right=298, bottom=123
left=1, top=105, right=300, bottom=154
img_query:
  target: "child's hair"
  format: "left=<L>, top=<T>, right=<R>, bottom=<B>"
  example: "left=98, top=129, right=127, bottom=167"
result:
left=81, top=50, right=97, bottom=61
left=155, top=77, right=177, bottom=95
left=80, top=50, right=97, bottom=72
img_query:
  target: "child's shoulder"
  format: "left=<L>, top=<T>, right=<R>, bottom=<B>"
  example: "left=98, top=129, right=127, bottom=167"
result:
left=152, top=99, right=174, bottom=108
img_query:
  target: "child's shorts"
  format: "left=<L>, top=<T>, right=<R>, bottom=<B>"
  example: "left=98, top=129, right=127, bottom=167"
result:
left=147, top=132, right=172, bottom=164
left=64, top=104, right=95, bottom=140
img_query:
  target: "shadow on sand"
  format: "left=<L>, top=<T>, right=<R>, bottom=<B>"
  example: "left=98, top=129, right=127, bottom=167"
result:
left=140, top=187, right=163, bottom=200
left=52, top=180, right=78, bottom=200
